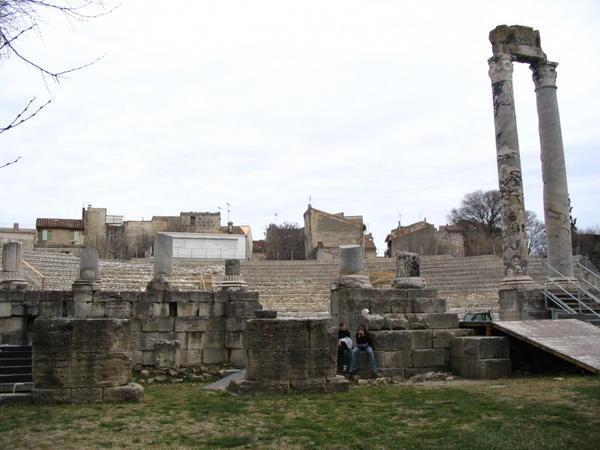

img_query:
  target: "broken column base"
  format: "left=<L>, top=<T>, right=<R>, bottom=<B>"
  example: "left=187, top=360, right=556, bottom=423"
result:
left=0, top=279, right=28, bottom=291
left=228, top=376, right=349, bottom=394
left=499, top=281, right=548, bottom=321
left=392, top=277, right=425, bottom=289
left=335, top=275, right=372, bottom=289
left=146, top=273, right=180, bottom=292
left=218, top=275, right=248, bottom=292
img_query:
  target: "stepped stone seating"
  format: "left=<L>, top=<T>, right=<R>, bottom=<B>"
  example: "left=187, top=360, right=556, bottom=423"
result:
left=2, top=248, right=589, bottom=315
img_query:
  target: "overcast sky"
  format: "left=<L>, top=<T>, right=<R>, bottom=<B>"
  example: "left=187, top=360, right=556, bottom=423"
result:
left=1, top=0, right=599, bottom=254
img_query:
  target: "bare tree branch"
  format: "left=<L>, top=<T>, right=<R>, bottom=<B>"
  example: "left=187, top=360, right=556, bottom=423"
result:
left=0, top=96, right=51, bottom=134
left=0, top=155, right=22, bottom=169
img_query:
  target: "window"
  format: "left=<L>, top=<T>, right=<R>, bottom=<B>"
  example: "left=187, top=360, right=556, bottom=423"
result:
left=71, top=230, right=80, bottom=243
left=41, top=229, right=53, bottom=241
left=190, top=216, right=196, bottom=225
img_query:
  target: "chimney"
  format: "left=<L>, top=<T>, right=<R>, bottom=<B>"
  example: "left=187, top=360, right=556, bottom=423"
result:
left=13, top=223, right=19, bottom=230
left=227, top=221, right=233, bottom=234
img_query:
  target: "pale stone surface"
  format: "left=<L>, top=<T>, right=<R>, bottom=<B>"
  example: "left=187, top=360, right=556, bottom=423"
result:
left=153, top=233, right=173, bottom=276
left=1, top=241, right=22, bottom=273
left=79, top=247, right=99, bottom=281
left=488, top=53, right=531, bottom=281
left=154, top=340, right=181, bottom=369
left=531, top=61, right=574, bottom=278
left=489, top=25, right=546, bottom=63
left=338, top=245, right=364, bottom=275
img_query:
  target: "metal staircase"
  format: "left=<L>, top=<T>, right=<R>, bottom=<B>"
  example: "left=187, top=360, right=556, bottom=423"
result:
left=542, top=263, right=600, bottom=326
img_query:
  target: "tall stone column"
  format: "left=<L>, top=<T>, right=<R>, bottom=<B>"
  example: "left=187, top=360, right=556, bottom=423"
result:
left=531, top=61, right=574, bottom=279
left=488, top=54, right=532, bottom=283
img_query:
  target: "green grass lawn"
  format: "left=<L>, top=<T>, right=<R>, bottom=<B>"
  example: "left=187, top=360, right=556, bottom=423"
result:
left=1, top=376, right=599, bottom=449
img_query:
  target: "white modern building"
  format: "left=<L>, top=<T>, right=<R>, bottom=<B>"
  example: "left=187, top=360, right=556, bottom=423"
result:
left=160, top=232, right=248, bottom=260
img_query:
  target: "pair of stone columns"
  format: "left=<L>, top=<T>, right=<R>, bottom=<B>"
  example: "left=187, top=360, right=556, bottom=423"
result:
left=488, top=25, right=573, bottom=284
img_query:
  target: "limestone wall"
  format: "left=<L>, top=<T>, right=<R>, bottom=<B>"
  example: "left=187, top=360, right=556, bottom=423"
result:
left=32, top=318, right=143, bottom=404
left=0, top=289, right=261, bottom=368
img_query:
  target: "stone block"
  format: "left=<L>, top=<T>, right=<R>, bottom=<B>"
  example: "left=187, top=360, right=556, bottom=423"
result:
left=121, top=292, right=142, bottom=303
left=451, top=358, right=511, bottom=379
left=369, top=296, right=391, bottom=314
left=132, top=301, right=153, bottom=318
left=203, top=348, right=227, bottom=364
left=152, top=303, right=170, bottom=317
left=410, top=330, right=433, bottom=349
left=71, top=387, right=103, bottom=404
left=174, top=317, right=208, bottom=332
left=225, top=331, right=244, bottom=349
left=363, top=314, right=385, bottom=331
left=72, top=290, right=93, bottom=303
left=90, top=302, right=106, bottom=317
left=225, top=317, right=246, bottom=332
left=405, top=288, right=438, bottom=299
left=383, top=314, right=409, bottom=330
left=187, top=332, right=204, bottom=350
left=0, top=317, right=22, bottom=333
left=404, top=314, right=429, bottom=330
left=180, top=349, right=202, bottom=366
left=246, top=319, right=310, bottom=350
left=390, top=297, right=412, bottom=314
left=228, top=291, right=260, bottom=303
left=103, top=383, right=144, bottom=403
left=142, top=351, right=155, bottom=366
left=229, top=349, right=246, bottom=367
left=450, top=336, right=509, bottom=360
left=139, top=332, right=172, bottom=351
left=384, top=350, right=412, bottom=367
left=411, top=349, right=446, bottom=367
left=104, top=302, right=131, bottom=318
left=326, top=376, right=350, bottom=393
left=203, top=331, right=225, bottom=349
left=70, top=352, right=131, bottom=388
left=154, top=340, right=181, bottom=369
left=142, top=317, right=174, bottom=332
left=154, top=233, right=173, bottom=276
left=33, top=354, right=72, bottom=388
left=38, top=301, right=63, bottom=318
left=308, top=319, right=334, bottom=348
left=370, top=331, right=411, bottom=351
left=164, top=291, right=191, bottom=303
left=177, top=302, right=199, bottom=317
left=32, top=388, right=71, bottom=405
left=426, top=313, right=459, bottom=329
left=70, top=319, right=130, bottom=353
left=411, top=298, right=446, bottom=313
left=432, top=329, right=474, bottom=348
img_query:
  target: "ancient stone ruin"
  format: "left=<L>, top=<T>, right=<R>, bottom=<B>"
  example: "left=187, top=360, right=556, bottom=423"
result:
left=488, top=25, right=574, bottom=319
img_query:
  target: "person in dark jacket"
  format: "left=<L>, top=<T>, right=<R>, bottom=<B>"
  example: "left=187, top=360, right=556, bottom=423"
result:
left=337, top=322, right=352, bottom=372
left=349, top=324, right=378, bottom=375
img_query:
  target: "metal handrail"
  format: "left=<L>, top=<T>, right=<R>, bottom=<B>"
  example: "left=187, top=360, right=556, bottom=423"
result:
left=576, top=262, right=600, bottom=292
left=546, top=263, right=600, bottom=306
left=544, top=263, right=600, bottom=320
left=542, top=288, right=576, bottom=314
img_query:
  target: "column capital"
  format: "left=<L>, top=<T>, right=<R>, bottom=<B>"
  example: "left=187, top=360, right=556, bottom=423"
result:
left=531, top=61, right=559, bottom=90
left=488, top=54, right=514, bottom=83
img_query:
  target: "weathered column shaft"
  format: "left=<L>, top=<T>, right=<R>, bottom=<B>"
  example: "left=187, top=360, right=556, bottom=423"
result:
left=489, top=54, right=530, bottom=280
left=531, top=61, right=574, bottom=278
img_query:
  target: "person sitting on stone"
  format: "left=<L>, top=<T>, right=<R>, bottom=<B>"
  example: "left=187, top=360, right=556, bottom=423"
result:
left=337, top=322, right=352, bottom=373
left=349, top=324, right=378, bottom=376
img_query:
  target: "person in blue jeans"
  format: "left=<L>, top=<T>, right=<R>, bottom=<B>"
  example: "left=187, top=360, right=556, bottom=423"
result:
left=349, top=324, right=378, bottom=375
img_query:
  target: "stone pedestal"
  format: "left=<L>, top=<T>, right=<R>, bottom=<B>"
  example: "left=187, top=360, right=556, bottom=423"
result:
left=218, top=259, right=248, bottom=292
left=153, top=233, right=173, bottom=277
left=336, top=245, right=370, bottom=288
left=32, top=318, right=143, bottom=404
left=499, top=285, right=548, bottom=321
left=0, top=241, right=28, bottom=290
left=392, top=251, right=425, bottom=289
left=531, top=61, right=574, bottom=279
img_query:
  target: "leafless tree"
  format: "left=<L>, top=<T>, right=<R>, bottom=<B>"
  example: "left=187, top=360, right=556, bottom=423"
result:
left=265, top=222, right=305, bottom=260
left=448, top=190, right=501, bottom=236
left=525, top=210, right=546, bottom=256
left=1, top=0, right=113, bottom=165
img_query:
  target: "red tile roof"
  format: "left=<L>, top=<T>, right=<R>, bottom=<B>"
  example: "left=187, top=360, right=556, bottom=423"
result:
left=36, top=218, right=84, bottom=230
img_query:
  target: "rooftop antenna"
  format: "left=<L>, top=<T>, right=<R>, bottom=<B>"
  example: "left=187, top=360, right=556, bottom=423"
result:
left=398, top=213, right=402, bottom=227
left=308, top=195, right=312, bottom=207
left=226, top=202, right=231, bottom=222
left=274, top=213, right=278, bottom=224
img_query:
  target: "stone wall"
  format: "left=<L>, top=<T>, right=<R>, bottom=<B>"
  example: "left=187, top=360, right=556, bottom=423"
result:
left=32, top=318, right=143, bottom=404
left=0, top=288, right=261, bottom=368
left=180, top=212, right=221, bottom=233
left=229, top=317, right=349, bottom=393
left=304, top=206, right=364, bottom=260
left=330, top=287, right=474, bottom=377
left=450, top=336, right=511, bottom=379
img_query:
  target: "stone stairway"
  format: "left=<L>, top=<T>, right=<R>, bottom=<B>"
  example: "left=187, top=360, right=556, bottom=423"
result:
left=0, top=345, right=33, bottom=392
left=5, top=248, right=592, bottom=315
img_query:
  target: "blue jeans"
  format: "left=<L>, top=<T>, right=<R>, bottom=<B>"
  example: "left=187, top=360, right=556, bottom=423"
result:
left=350, top=345, right=378, bottom=373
